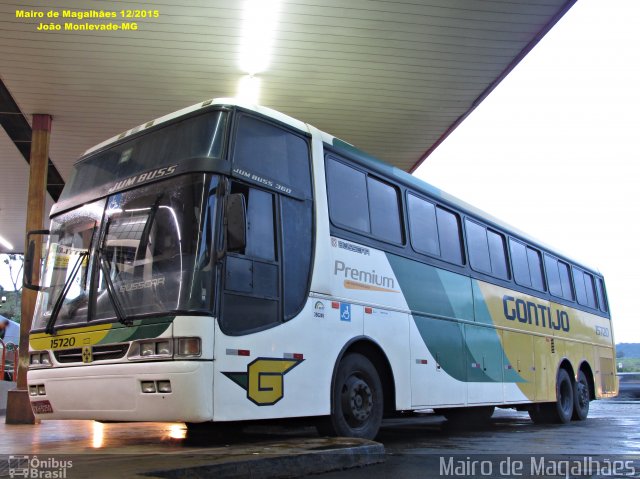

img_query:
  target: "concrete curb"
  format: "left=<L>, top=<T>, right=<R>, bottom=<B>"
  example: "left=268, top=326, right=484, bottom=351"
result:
left=144, top=441, right=385, bottom=479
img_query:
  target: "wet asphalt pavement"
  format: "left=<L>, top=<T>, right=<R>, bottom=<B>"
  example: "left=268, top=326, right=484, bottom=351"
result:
left=317, top=400, right=640, bottom=478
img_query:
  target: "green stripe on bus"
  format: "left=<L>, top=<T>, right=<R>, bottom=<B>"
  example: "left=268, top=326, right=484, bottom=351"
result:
left=98, top=316, right=173, bottom=344
left=387, top=253, right=524, bottom=383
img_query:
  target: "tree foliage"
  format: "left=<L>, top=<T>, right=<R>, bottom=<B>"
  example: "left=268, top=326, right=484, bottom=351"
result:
left=3, top=254, right=24, bottom=293
left=1, top=254, right=23, bottom=322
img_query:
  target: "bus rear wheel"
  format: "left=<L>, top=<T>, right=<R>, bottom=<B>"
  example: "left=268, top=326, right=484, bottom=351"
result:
left=572, top=370, right=590, bottom=421
left=317, top=353, right=383, bottom=440
left=528, top=368, right=574, bottom=424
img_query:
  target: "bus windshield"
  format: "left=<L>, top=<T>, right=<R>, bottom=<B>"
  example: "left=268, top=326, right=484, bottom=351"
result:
left=32, top=173, right=219, bottom=331
left=59, top=111, right=227, bottom=202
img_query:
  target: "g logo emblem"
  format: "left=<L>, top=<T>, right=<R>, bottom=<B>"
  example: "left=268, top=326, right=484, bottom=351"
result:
left=223, top=358, right=303, bottom=406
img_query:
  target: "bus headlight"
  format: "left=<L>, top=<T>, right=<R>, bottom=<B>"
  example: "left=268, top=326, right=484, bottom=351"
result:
left=140, top=342, right=156, bottom=357
left=128, top=337, right=200, bottom=360
left=156, top=340, right=172, bottom=356
left=30, top=352, right=52, bottom=367
left=129, top=339, right=173, bottom=360
left=176, top=338, right=201, bottom=358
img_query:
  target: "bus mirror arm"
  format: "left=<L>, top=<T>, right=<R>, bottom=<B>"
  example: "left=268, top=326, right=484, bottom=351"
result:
left=23, top=229, right=50, bottom=292
left=225, top=193, right=247, bottom=254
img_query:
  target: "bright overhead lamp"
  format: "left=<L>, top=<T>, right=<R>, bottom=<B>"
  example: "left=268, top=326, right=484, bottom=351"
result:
left=238, top=0, right=281, bottom=75
left=236, top=75, right=262, bottom=104
left=0, top=235, right=13, bottom=250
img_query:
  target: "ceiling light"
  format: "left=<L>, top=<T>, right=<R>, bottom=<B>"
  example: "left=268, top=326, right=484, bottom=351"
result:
left=236, top=75, right=261, bottom=104
left=239, top=0, right=281, bottom=75
left=0, top=235, right=13, bottom=250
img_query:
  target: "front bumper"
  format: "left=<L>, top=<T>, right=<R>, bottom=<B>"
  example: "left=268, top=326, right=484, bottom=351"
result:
left=27, top=360, right=213, bottom=422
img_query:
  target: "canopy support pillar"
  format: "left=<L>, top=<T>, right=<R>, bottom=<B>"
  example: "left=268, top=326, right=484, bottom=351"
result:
left=6, top=114, right=51, bottom=424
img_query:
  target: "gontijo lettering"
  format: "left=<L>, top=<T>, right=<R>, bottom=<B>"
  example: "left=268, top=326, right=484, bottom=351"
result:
left=502, top=295, right=570, bottom=332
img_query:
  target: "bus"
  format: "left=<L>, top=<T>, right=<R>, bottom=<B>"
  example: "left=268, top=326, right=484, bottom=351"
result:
left=25, top=99, right=617, bottom=439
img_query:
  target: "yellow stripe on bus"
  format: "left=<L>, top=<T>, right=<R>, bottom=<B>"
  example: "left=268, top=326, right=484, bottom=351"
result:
left=30, top=323, right=113, bottom=350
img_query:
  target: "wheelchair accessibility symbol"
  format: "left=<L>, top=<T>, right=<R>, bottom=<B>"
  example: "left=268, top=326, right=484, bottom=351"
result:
left=340, top=303, right=351, bottom=322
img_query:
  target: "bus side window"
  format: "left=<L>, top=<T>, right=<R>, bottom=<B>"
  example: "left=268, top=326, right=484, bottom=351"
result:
left=233, top=115, right=311, bottom=197
left=465, top=219, right=509, bottom=279
left=367, top=177, right=403, bottom=244
left=281, top=195, right=313, bottom=320
left=583, top=272, right=597, bottom=308
left=596, top=277, right=609, bottom=313
left=527, top=247, right=545, bottom=291
left=487, top=230, right=509, bottom=279
left=436, top=207, right=464, bottom=264
left=510, top=239, right=531, bottom=287
left=574, top=268, right=597, bottom=309
left=557, top=260, right=574, bottom=301
left=466, top=219, right=491, bottom=274
left=510, top=240, right=545, bottom=291
left=407, top=194, right=440, bottom=257
left=245, top=188, right=276, bottom=261
left=326, top=158, right=370, bottom=234
left=546, top=255, right=574, bottom=302
left=573, top=268, right=588, bottom=306
left=545, top=255, right=562, bottom=298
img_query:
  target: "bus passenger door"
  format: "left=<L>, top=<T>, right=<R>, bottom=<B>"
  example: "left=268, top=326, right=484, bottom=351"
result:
left=219, top=183, right=280, bottom=335
left=502, top=330, right=536, bottom=402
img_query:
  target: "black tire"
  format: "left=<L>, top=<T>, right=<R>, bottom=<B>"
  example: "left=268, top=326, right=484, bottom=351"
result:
left=528, top=368, right=574, bottom=424
left=316, top=353, right=383, bottom=440
left=572, top=370, right=590, bottom=421
left=554, top=368, right=575, bottom=423
left=440, top=406, right=495, bottom=425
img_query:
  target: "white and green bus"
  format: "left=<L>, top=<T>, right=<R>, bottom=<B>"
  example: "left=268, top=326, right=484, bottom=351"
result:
left=26, top=99, right=616, bottom=439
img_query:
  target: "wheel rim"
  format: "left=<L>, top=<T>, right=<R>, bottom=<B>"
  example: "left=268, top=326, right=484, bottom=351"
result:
left=341, top=375, right=374, bottom=427
left=577, top=379, right=589, bottom=410
left=559, top=379, right=572, bottom=415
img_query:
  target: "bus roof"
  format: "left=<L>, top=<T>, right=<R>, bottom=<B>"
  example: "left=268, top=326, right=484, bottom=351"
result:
left=81, top=100, right=600, bottom=275
left=82, top=98, right=309, bottom=158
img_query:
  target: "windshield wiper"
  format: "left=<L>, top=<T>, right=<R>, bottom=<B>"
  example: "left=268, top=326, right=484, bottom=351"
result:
left=45, top=252, right=88, bottom=335
left=97, top=251, right=132, bottom=326
left=96, top=220, right=133, bottom=327
left=45, top=222, right=98, bottom=335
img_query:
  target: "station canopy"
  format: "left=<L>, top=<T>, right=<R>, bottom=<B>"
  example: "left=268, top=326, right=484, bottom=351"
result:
left=0, top=0, right=574, bottom=253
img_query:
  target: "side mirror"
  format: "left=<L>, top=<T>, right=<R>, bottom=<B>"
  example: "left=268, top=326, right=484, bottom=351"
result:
left=226, top=194, right=246, bottom=253
left=23, top=229, right=49, bottom=292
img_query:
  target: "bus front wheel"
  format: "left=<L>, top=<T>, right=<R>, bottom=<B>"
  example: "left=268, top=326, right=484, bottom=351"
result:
left=317, top=353, right=383, bottom=440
